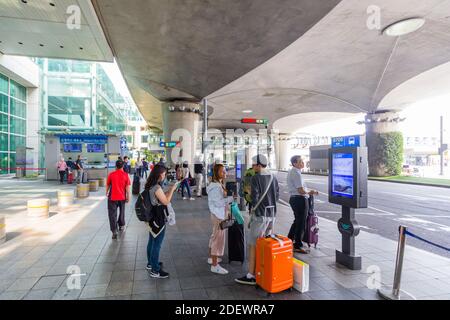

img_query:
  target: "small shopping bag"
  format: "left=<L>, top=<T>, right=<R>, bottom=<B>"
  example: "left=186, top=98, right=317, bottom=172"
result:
left=293, top=258, right=309, bottom=293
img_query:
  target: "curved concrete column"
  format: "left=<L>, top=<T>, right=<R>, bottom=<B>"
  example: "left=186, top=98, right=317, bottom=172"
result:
left=275, top=137, right=291, bottom=171
left=365, top=110, right=404, bottom=176
left=162, top=101, right=201, bottom=167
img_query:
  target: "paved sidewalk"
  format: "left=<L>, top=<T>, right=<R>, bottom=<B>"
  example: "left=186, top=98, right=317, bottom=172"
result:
left=0, top=178, right=450, bottom=300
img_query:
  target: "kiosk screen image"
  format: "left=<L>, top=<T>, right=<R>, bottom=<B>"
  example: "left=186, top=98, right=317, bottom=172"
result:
left=63, top=143, right=82, bottom=153
left=87, top=144, right=105, bottom=153
left=332, top=153, right=354, bottom=198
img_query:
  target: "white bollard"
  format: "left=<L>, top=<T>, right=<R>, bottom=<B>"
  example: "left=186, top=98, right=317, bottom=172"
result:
left=27, top=198, right=50, bottom=219
left=76, top=184, right=90, bottom=198
left=57, top=190, right=74, bottom=208
left=89, top=180, right=99, bottom=192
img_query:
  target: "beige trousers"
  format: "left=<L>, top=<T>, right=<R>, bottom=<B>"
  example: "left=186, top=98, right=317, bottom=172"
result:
left=209, top=214, right=226, bottom=257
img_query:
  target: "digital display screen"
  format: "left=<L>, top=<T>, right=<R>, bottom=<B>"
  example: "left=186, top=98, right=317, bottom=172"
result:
left=332, top=153, right=354, bottom=198
left=63, top=143, right=82, bottom=153
left=87, top=144, right=105, bottom=153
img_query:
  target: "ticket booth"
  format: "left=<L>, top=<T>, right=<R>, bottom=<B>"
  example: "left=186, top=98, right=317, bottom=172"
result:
left=45, top=133, right=121, bottom=181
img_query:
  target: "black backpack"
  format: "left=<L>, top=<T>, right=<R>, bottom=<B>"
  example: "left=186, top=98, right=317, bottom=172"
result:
left=135, top=189, right=153, bottom=222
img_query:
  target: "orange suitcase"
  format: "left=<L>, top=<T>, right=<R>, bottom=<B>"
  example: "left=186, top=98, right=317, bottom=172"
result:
left=255, top=234, right=294, bottom=294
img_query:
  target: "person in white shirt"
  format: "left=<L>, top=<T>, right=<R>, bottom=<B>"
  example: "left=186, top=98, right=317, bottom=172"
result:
left=180, top=161, right=194, bottom=200
left=287, top=155, right=318, bottom=254
left=206, top=163, right=234, bottom=274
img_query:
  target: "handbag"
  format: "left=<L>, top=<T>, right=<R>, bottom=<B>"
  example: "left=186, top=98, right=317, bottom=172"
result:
left=219, top=216, right=235, bottom=230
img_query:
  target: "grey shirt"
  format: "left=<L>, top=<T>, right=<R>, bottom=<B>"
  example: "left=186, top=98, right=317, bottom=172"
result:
left=251, top=169, right=279, bottom=217
left=287, top=167, right=308, bottom=198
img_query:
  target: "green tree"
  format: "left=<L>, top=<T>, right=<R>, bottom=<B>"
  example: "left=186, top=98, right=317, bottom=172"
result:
left=372, top=131, right=404, bottom=176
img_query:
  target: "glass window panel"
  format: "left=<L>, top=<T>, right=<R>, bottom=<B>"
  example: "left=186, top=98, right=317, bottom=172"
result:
left=10, top=99, right=26, bottom=119
left=72, top=61, right=91, bottom=73
left=48, top=96, right=86, bottom=127
left=0, top=94, right=7, bottom=113
left=0, top=74, right=7, bottom=95
left=10, top=80, right=26, bottom=101
left=10, top=117, right=26, bottom=136
left=0, top=152, right=8, bottom=174
left=9, top=152, right=16, bottom=173
left=9, top=135, right=26, bottom=152
left=0, top=133, right=7, bottom=152
left=48, top=59, right=69, bottom=72
left=0, top=113, right=7, bottom=133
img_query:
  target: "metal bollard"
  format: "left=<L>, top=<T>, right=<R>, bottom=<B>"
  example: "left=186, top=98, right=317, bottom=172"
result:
left=377, top=225, right=415, bottom=300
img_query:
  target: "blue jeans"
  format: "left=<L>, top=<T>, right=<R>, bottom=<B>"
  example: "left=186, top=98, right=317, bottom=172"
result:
left=181, top=178, right=191, bottom=198
left=147, top=227, right=166, bottom=272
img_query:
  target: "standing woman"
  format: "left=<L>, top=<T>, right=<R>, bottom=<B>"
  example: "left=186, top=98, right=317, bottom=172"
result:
left=145, top=164, right=179, bottom=278
left=206, top=163, right=234, bottom=275
left=57, top=157, right=68, bottom=184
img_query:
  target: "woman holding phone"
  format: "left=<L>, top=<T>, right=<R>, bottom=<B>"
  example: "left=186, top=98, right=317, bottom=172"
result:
left=144, top=164, right=180, bottom=278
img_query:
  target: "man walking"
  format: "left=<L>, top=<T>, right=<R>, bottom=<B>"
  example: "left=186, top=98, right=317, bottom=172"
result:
left=106, top=160, right=131, bottom=240
left=287, top=155, right=318, bottom=254
left=194, top=156, right=204, bottom=197
left=235, top=154, right=279, bottom=285
left=123, top=156, right=131, bottom=174
left=75, top=155, right=84, bottom=184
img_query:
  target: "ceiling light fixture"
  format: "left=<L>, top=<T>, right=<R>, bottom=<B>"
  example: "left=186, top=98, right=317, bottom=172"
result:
left=382, top=17, right=425, bottom=36
left=242, top=110, right=253, bottom=114
left=49, top=2, right=55, bottom=7
left=21, top=0, right=27, bottom=3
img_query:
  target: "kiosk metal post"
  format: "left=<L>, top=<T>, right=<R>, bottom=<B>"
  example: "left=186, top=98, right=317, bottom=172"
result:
left=329, top=135, right=368, bottom=270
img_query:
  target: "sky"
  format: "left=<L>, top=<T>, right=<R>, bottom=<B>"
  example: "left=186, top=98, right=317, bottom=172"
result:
left=297, top=95, right=450, bottom=140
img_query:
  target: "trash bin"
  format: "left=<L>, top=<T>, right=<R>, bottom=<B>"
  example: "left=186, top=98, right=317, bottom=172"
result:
left=98, top=178, right=106, bottom=187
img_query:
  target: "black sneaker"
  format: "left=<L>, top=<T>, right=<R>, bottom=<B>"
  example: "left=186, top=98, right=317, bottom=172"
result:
left=235, top=275, right=256, bottom=285
left=146, top=262, right=163, bottom=270
left=294, top=246, right=309, bottom=254
left=149, top=269, right=169, bottom=279
left=112, top=233, right=118, bottom=240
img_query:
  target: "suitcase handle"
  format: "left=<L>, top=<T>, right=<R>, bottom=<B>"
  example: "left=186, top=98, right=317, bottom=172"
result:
left=266, top=234, right=285, bottom=247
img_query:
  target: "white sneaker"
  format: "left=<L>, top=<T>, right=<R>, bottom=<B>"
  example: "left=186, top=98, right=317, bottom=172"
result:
left=207, top=257, right=222, bottom=264
left=182, top=197, right=187, bottom=200
left=211, top=264, right=228, bottom=275
left=189, top=197, right=195, bottom=201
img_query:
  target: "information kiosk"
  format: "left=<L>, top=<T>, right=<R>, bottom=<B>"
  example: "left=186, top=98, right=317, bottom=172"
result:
left=328, top=135, right=368, bottom=270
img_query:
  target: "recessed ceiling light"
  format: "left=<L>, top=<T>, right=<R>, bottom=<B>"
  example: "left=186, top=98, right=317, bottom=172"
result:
left=18, top=42, right=23, bottom=45
left=49, top=2, right=55, bottom=6
left=382, top=18, right=425, bottom=36
left=39, top=44, right=44, bottom=47
left=79, top=47, right=83, bottom=50
left=242, top=110, right=253, bottom=113
left=60, top=45, right=64, bottom=48
left=21, top=0, right=27, bottom=3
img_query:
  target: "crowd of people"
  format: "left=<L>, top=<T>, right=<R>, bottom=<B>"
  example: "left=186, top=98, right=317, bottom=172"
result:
left=102, top=153, right=317, bottom=282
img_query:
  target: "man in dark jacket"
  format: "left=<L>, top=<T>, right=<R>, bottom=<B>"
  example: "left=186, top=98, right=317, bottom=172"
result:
left=235, top=154, right=279, bottom=286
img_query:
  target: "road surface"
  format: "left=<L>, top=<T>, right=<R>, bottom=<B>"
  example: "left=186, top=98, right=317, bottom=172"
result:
left=274, top=171, right=450, bottom=258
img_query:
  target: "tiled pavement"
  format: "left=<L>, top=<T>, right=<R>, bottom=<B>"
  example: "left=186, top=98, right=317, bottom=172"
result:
left=0, top=177, right=450, bottom=300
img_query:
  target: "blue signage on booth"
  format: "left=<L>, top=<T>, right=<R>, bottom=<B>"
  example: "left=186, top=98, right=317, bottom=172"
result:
left=59, top=134, right=108, bottom=144
left=331, top=135, right=360, bottom=148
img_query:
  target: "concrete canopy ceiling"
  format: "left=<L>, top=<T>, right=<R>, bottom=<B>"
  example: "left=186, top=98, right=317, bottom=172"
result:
left=0, top=0, right=113, bottom=61
left=91, top=0, right=343, bottom=129
left=206, top=0, right=450, bottom=131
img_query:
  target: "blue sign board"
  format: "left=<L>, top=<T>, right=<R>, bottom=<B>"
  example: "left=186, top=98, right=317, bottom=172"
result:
left=120, top=136, right=127, bottom=150
left=160, top=141, right=178, bottom=148
left=331, top=135, right=360, bottom=148
left=59, top=135, right=108, bottom=144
